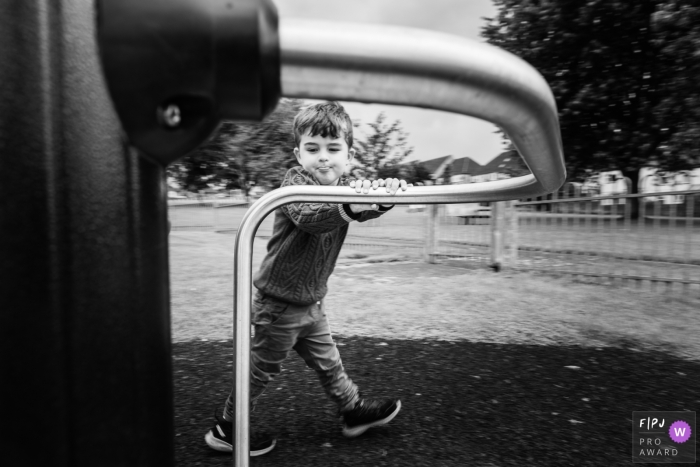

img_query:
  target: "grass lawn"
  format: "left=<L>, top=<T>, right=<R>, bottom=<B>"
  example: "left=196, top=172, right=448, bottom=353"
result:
left=169, top=204, right=700, bottom=263
left=169, top=201, right=700, bottom=299
left=170, top=230, right=700, bottom=466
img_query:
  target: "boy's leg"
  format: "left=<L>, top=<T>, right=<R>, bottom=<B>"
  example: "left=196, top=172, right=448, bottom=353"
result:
left=207, top=294, right=307, bottom=454
left=221, top=322, right=290, bottom=421
left=294, top=300, right=401, bottom=437
left=293, top=300, right=359, bottom=412
left=223, top=294, right=307, bottom=420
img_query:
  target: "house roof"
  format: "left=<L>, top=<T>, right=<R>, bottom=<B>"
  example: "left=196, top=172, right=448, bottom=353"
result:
left=419, top=155, right=453, bottom=176
left=413, top=151, right=524, bottom=178
left=451, top=151, right=520, bottom=176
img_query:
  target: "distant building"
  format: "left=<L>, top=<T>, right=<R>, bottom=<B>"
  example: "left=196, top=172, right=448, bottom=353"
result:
left=639, top=167, right=700, bottom=205
left=419, top=155, right=453, bottom=182
left=413, top=150, right=527, bottom=218
left=581, top=170, right=629, bottom=205
left=418, top=150, right=525, bottom=184
left=579, top=167, right=700, bottom=205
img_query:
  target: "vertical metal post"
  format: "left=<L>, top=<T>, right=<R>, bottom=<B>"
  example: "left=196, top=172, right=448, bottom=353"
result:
left=490, top=201, right=505, bottom=270
left=425, top=204, right=440, bottom=264
left=669, top=199, right=677, bottom=259
left=595, top=189, right=604, bottom=284
left=0, top=1, right=174, bottom=465
left=506, top=200, right=519, bottom=264
left=624, top=188, right=632, bottom=287
left=652, top=199, right=661, bottom=290
left=551, top=189, right=558, bottom=268
left=684, top=195, right=693, bottom=295
left=564, top=185, right=572, bottom=272
left=669, top=199, right=677, bottom=291
left=584, top=195, right=592, bottom=280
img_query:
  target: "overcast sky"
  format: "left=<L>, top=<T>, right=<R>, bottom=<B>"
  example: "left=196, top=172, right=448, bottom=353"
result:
left=276, top=0, right=506, bottom=165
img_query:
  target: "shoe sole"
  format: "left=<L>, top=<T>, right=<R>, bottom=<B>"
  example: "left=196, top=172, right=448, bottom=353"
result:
left=342, top=400, right=402, bottom=438
left=204, top=431, right=276, bottom=456
left=205, top=430, right=232, bottom=452
left=251, top=439, right=276, bottom=457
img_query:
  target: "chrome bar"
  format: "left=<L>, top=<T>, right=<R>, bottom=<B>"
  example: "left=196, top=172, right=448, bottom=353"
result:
left=280, top=19, right=565, bottom=195
left=232, top=19, right=566, bottom=466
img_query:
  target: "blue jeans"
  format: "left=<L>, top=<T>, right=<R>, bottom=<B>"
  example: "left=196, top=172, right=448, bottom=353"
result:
left=225, top=291, right=359, bottom=419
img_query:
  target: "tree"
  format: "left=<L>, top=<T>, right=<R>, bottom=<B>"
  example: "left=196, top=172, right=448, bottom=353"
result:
left=352, top=112, right=414, bottom=180
left=481, top=0, right=699, bottom=201
left=651, top=1, right=700, bottom=172
left=167, top=99, right=303, bottom=195
left=372, top=160, right=432, bottom=185
left=409, top=161, right=432, bottom=184
left=230, top=98, right=304, bottom=193
left=166, top=122, right=240, bottom=193
left=499, top=150, right=532, bottom=178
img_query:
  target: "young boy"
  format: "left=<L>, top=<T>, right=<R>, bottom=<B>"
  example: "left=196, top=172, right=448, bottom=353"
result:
left=205, top=102, right=409, bottom=456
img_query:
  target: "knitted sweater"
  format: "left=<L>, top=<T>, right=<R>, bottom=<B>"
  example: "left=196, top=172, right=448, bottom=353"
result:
left=253, top=167, right=391, bottom=305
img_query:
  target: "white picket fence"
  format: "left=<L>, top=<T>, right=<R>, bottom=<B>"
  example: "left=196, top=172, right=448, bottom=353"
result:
left=169, top=189, right=700, bottom=293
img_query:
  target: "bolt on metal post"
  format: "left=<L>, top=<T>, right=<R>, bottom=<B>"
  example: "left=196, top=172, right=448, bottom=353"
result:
left=161, top=104, right=181, bottom=128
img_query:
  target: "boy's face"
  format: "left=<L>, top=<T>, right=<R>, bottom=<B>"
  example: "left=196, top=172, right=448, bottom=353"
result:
left=294, top=131, right=355, bottom=186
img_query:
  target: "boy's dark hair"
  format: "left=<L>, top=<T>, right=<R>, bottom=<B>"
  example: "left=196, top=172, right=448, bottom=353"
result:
left=293, top=101, right=354, bottom=148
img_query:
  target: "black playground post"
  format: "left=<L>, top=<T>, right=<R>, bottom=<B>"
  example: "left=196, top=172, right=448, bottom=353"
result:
left=0, top=1, right=174, bottom=465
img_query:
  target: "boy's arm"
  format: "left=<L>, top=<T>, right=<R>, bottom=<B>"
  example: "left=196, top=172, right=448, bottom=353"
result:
left=279, top=167, right=357, bottom=234
left=356, top=204, right=393, bottom=223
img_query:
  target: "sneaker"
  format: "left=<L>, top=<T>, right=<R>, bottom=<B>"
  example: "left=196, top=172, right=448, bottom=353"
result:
left=342, top=398, right=402, bottom=438
left=204, top=413, right=276, bottom=456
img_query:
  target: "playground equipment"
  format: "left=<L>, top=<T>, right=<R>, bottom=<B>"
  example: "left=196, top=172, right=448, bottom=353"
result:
left=229, top=16, right=565, bottom=467
left=0, top=1, right=563, bottom=465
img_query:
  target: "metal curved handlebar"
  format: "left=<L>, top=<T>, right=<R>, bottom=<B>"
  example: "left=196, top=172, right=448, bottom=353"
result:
left=231, top=19, right=565, bottom=466
left=281, top=19, right=565, bottom=194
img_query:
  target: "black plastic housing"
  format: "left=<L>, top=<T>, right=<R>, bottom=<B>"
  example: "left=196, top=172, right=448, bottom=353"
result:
left=97, top=0, right=281, bottom=164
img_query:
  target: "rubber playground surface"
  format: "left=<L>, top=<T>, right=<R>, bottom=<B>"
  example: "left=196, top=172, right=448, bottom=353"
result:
left=169, top=231, right=700, bottom=466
